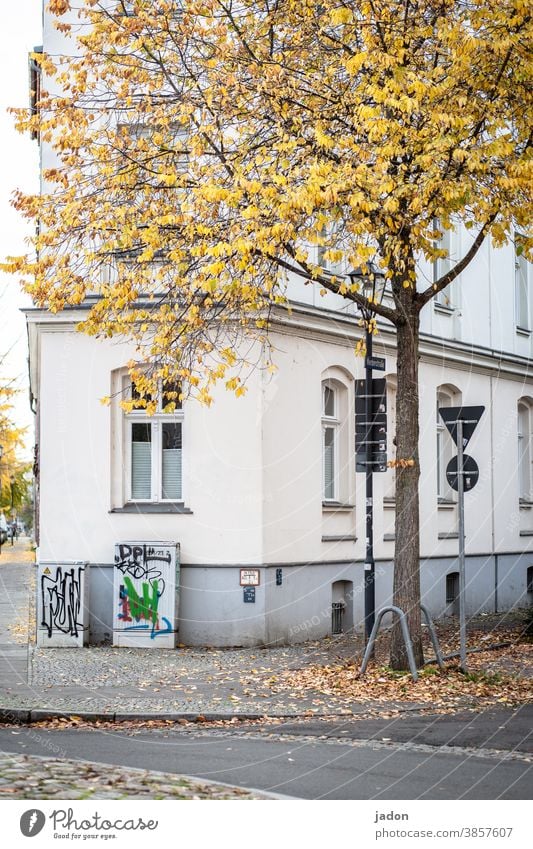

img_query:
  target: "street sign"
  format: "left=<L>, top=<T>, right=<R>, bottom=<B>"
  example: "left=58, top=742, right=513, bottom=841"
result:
left=438, top=406, right=485, bottom=449
left=355, top=378, right=387, bottom=472
left=355, top=379, right=386, bottom=415
left=365, top=355, right=386, bottom=371
left=446, top=454, right=480, bottom=492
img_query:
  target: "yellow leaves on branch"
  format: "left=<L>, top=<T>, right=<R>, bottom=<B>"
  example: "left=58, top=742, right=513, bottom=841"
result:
left=7, top=0, right=533, bottom=399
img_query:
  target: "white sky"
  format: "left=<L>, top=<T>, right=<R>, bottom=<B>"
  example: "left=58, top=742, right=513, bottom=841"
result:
left=0, top=2, right=42, bottom=458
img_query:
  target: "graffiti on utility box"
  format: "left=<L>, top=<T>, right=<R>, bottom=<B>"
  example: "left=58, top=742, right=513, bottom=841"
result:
left=114, top=543, right=176, bottom=639
left=40, top=564, right=85, bottom=638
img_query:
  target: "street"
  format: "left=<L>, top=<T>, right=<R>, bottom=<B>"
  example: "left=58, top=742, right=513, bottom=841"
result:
left=1, top=706, right=531, bottom=800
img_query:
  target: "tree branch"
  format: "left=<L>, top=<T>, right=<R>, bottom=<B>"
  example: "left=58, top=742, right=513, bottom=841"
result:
left=416, top=212, right=498, bottom=309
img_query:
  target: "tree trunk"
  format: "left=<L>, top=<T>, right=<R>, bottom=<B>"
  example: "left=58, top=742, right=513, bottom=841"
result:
left=390, top=300, right=424, bottom=669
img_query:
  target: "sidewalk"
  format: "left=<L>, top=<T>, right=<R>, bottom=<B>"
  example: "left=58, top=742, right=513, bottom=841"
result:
left=0, top=542, right=532, bottom=722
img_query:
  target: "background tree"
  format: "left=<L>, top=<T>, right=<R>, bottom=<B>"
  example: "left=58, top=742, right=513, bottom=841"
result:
left=7, top=0, right=532, bottom=667
left=0, top=367, right=27, bottom=517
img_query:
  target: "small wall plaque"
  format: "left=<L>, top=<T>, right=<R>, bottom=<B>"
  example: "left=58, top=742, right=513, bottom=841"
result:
left=240, top=568, right=260, bottom=586
left=243, top=587, right=256, bottom=603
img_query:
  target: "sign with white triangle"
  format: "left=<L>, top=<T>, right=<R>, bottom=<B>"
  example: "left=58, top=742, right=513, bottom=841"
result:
left=438, top=406, right=485, bottom=449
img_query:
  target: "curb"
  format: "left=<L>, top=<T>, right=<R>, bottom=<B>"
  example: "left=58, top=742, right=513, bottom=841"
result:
left=0, top=704, right=431, bottom=726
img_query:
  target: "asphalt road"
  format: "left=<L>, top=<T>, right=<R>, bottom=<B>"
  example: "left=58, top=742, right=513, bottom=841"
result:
left=1, top=707, right=532, bottom=800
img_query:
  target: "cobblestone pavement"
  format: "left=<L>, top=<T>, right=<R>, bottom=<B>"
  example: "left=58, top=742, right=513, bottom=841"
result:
left=0, top=752, right=270, bottom=799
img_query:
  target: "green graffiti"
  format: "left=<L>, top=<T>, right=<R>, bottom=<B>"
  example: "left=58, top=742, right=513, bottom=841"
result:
left=123, top=576, right=159, bottom=625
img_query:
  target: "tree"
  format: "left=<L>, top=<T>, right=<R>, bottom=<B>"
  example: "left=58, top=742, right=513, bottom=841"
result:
left=7, top=0, right=532, bottom=667
left=0, top=369, right=27, bottom=516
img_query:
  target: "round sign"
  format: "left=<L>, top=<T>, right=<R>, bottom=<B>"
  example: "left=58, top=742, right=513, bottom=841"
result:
left=446, top=454, right=479, bottom=492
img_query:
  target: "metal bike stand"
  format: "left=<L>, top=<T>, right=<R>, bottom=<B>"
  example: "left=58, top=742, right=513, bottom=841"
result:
left=420, top=603, right=445, bottom=670
left=360, top=605, right=419, bottom=681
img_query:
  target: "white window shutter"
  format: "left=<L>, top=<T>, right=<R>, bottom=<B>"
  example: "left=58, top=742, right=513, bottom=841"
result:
left=324, top=427, right=335, bottom=500
left=131, top=423, right=152, bottom=499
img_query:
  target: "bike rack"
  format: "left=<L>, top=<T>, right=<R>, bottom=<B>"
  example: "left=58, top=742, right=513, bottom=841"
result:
left=360, top=604, right=445, bottom=681
left=420, top=603, right=445, bottom=670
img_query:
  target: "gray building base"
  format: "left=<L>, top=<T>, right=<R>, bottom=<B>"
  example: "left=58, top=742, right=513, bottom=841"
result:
left=86, top=554, right=533, bottom=647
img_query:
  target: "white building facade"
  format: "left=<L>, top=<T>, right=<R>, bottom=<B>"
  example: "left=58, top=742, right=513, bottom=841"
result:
left=27, top=227, right=533, bottom=645
left=27, top=2, right=533, bottom=646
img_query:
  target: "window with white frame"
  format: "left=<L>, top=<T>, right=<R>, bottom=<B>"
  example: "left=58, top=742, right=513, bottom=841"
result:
left=126, top=379, right=183, bottom=503
left=515, top=234, right=531, bottom=331
left=316, top=223, right=345, bottom=276
left=436, top=386, right=460, bottom=501
left=433, top=219, right=456, bottom=308
left=322, top=383, right=339, bottom=501
left=518, top=399, right=533, bottom=502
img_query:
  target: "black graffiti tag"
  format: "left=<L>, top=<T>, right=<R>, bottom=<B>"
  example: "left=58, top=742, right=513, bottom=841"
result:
left=41, top=565, right=84, bottom=638
left=114, top=543, right=170, bottom=594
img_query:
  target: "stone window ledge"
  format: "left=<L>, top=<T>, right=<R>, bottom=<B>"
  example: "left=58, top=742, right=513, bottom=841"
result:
left=110, top=503, right=193, bottom=514
left=322, top=502, right=354, bottom=513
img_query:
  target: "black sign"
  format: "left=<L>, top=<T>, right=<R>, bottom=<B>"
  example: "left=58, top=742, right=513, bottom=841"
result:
left=439, top=406, right=485, bottom=449
left=276, top=568, right=283, bottom=586
left=446, top=454, right=479, bottom=492
left=365, top=356, right=386, bottom=371
left=355, top=378, right=387, bottom=415
left=243, top=587, right=256, bottom=603
left=355, top=378, right=387, bottom=472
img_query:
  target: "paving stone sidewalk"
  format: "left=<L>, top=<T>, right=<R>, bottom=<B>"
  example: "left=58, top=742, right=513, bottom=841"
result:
left=0, top=752, right=272, bottom=799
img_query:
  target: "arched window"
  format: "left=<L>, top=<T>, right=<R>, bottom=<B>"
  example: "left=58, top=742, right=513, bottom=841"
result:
left=436, top=385, right=461, bottom=500
left=322, top=382, right=339, bottom=501
left=518, top=399, right=533, bottom=501
left=321, top=372, right=351, bottom=504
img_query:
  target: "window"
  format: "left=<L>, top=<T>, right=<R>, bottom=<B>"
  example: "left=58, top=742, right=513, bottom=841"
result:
left=433, top=219, right=456, bottom=308
left=446, top=572, right=459, bottom=606
left=316, top=223, right=344, bottom=275
left=515, top=234, right=531, bottom=330
left=436, top=385, right=461, bottom=501
left=527, top=566, right=533, bottom=595
left=518, top=399, right=533, bottom=502
left=126, top=380, right=183, bottom=503
left=322, top=383, right=338, bottom=500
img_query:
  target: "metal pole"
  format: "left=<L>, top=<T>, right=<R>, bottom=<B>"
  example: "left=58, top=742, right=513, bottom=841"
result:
left=457, top=418, right=467, bottom=672
left=364, top=326, right=375, bottom=644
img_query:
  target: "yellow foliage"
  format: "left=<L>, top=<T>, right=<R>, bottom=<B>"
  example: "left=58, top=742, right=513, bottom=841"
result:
left=5, top=0, right=532, bottom=403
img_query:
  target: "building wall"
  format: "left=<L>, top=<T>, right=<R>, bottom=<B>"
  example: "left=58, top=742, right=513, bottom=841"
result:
left=30, top=296, right=533, bottom=646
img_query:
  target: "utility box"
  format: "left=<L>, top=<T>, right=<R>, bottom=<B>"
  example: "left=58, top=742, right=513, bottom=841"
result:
left=113, top=541, right=180, bottom=648
left=37, top=561, right=90, bottom=647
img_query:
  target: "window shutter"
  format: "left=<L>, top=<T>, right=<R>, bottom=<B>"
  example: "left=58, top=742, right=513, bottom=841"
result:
left=162, top=423, right=182, bottom=499
left=324, top=427, right=335, bottom=499
left=131, top=423, right=152, bottom=499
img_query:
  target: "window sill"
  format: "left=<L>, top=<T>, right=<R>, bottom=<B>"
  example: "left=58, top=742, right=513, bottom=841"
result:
left=519, top=500, right=533, bottom=510
left=321, top=534, right=357, bottom=543
left=438, top=499, right=457, bottom=510
left=438, top=532, right=459, bottom=539
left=322, top=502, right=354, bottom=512
left=519, top=530, right=533, bottom=537
left=434, top=302, right=455, bottom=315
left=383, top=533, right=395, bottom=542
left=383, top=497, right=396, bottom=509
left=516, top=326, right=531, bottom=337
left=110, top=503, right=193, bottom=514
